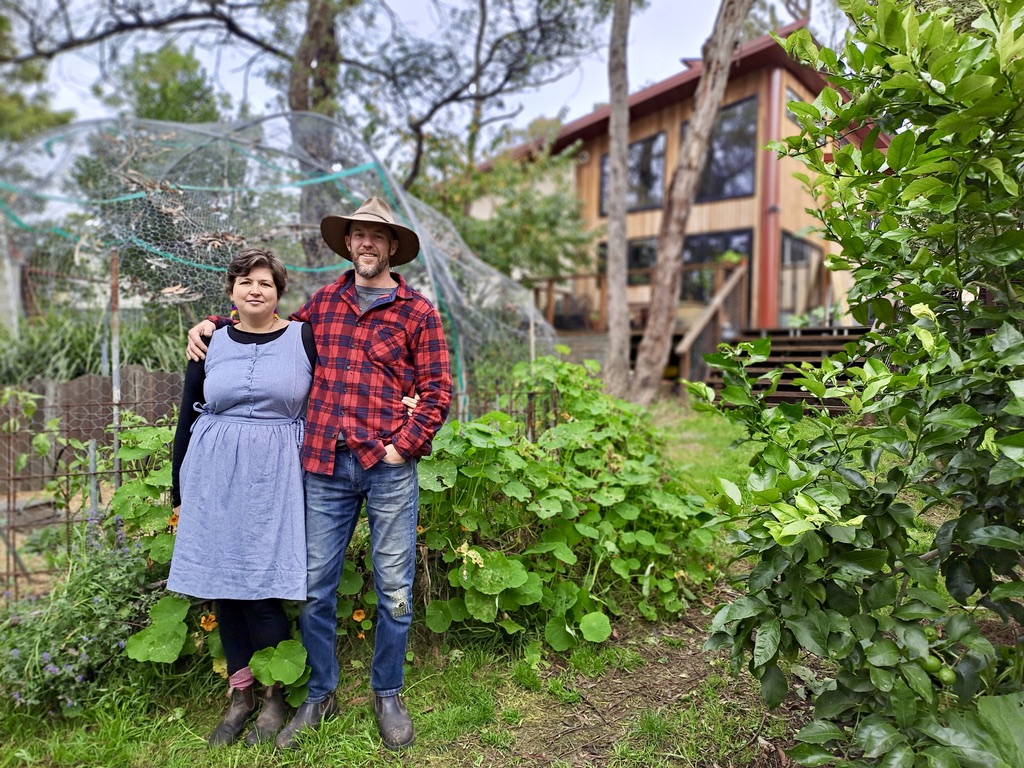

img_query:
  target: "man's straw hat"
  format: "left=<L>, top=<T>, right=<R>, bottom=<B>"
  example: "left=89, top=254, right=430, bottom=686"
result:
left=320, top=196, right=420, bottom=266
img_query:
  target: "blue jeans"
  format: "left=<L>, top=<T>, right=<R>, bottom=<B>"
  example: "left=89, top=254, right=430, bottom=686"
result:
left=300, top=450, right=419, bottom=702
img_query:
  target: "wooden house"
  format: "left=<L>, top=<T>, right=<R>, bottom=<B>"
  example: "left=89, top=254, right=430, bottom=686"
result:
left=505, top=19, right=864, bottom=380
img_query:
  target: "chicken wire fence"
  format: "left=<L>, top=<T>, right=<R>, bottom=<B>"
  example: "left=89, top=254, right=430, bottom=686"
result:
left=0, top=112, right=556, bottom=396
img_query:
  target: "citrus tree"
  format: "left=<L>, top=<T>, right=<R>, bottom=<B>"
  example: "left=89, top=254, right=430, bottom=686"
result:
left=695, top=1, right=1024, bottom=765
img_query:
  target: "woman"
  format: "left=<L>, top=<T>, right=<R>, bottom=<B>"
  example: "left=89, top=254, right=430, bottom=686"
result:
left=169, top=248, right=315, bottom=747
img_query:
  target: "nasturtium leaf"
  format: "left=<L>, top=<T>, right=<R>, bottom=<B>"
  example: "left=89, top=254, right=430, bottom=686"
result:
left=579, top=611, right=612, bottom=643
left=150, top=595, right=190, bottom=624
left=502, top=480, right=531, bottom=501
left=463, top=588, right=498, bottom=623
left=544, top=617, right=575, bottom=652
left=145, top=532, right=175, bottom=564
left=425, top=600, right=453, bottom=633
left=497, top=619, right=525, bottom=635
left=418, top=458, right=458, bottom=491
left=125, top=622, right=188, bottom=663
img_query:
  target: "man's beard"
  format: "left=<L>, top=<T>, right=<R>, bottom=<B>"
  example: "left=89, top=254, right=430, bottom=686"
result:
left=354, top=253, right=388, bottom=279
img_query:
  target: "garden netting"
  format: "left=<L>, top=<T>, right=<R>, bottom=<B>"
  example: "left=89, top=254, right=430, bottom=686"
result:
left=0, top=112, right=556, bottom=393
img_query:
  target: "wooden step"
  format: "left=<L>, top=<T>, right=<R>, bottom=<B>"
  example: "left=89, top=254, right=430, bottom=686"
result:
left=706, top=326, right=869, bottom=414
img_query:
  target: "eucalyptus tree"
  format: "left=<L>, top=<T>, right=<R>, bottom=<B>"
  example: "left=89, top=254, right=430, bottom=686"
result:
left=602, top=0, right=633, bottom=398
left=630, top=0, right=757, bottom=406
left=0, top=13, right=70, bottom=141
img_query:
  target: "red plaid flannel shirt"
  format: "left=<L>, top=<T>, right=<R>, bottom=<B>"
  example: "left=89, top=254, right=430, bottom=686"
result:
left=287, top=270, right=452, bottom=475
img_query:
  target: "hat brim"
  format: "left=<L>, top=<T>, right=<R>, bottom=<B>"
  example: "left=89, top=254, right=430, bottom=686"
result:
left=321, top=214, right=421, bottom=267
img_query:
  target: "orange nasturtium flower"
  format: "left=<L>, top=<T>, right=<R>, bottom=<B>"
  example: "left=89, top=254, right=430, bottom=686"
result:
left=357, top=631, right=366, bottom=640
left=352, top=609, right=366, bottom=623
left=416, top=525, right=424, bottom=534
left=168, top=510, right=179, bottom=530
left=200, top=613, right=218, bottom=632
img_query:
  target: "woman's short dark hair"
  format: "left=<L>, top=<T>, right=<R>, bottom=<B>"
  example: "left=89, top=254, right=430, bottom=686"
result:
left=225, top=248, right=288, bottom=297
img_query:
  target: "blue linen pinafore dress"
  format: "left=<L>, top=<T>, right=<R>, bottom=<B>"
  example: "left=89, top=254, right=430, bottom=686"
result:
left=167, top=321, right=312, bottom=601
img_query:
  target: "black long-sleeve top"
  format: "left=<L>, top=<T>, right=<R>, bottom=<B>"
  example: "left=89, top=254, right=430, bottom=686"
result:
left=171, top=324, right=317, bottom=506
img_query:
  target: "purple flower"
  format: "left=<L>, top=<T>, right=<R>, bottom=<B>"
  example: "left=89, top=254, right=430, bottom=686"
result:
left=41, top=652, right=51, bottom=663
left=44, top=664, right=60, bottom=675
left=76, top=675, right=84, bottom=683
left=117, top=640, right=126, bottom=650
left=12, top=692, right=21, bottom=702
left=9, top=649, right=18, bottom=659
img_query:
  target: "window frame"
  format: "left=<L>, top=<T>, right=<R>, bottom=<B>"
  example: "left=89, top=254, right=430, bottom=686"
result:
left=680, top=94, right=759, bottom=204
left=598, top=131, right=668, bottom=217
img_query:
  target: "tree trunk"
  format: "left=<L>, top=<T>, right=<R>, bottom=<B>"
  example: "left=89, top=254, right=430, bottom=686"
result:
left=630, top=0, right=756, bottom=406
left=603, top=0, right=632, bottom=397
left=289, top=0, right=346, bottom=268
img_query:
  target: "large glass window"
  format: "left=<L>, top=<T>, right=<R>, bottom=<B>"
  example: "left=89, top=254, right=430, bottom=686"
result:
left=681, top=229, right=752, bottom=301
left=778, top=232, right=824, bottom=325
left=680, top=96, right=759, bottom=202
left=599, top=132, right=667, bottom=216
left=597, top=238, right=659, bottom=285
left=781, top=231, right=820, bottom=266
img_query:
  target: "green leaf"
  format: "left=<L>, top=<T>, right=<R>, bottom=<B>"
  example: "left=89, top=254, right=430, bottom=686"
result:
left=901, top=663, right=934, bottom=705
left=460, top=549, right=530, bottom=594
left=419, top=458, right=458, bottom=491
left=150, top=595, right=190, bottom=624
left=759, top=663, right=787, bottom=708
left=145, top=532, right=175, bottom=564
left=991, top=582, right=1024, bottom=601
left=714, top=477, right=743, bottom=505
left=464, top=587, right=498, bottom=623
left=787, top=612, right=830, bottom=657
left=249, top=639, right=307, bottom=686
left=866, top=638, right=901, bottom=667
left=502, top=480, right=531, bottom=501
left=977, top=693, right=1024, bottom=765
left=924, top=404, right=983, bottom=430
left=795, top=720, right=845, bottom=745
left=886, top=130, right=916, bottom=172
left=968, top=526, right=1023, bottom=550
left=785, top=743, right=840, bottom=766
left=901, top=177, right=949, bottom=201
left=855, top=717, right=905, bottom=758
left=753, top=618, right=781, bottom=667
left=544, top=616, right=576, bottom=652
left=497, top=618, right=525, bottom=635
left=953, top=74, right=997, bottom=102
left=126, top=622, right=187, bottom=663
left=579, top=611, right=612, bottom=643
left=425, top=600, right=453, bottom=632
left=337, top=566, right=363, bottom=596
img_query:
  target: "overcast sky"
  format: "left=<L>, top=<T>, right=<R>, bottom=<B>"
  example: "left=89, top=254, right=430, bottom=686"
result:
left=49, top=0, right=721, bottom=128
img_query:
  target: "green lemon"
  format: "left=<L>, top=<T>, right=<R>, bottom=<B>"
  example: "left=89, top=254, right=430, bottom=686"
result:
left=937, top=667, right=957, bottom=686
left=919, top=654, right=943, bottom=673
left=923, top=626, right=938, bottom=642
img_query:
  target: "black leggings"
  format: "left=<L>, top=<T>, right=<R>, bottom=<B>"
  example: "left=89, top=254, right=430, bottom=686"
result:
left=214, top=598, right=291, bottom=676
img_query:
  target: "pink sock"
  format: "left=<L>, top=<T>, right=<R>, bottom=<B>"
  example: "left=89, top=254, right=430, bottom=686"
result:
left=228, top=666, right=254, bottom=694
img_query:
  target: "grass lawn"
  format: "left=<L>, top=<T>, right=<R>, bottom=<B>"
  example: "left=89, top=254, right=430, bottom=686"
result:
left=1, top=406, right=806, bottom=767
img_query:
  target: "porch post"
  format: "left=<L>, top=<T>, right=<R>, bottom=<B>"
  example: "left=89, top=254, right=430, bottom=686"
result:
left=757, top=66, right=783, bottom=328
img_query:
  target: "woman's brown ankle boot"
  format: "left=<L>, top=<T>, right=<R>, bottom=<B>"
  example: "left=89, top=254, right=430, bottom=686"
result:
left=208, top=685, right=257, bottom=746
left=244, top=685, right=287, bottom=746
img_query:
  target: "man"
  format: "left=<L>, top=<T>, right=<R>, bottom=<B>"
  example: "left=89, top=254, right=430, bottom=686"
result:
left=186, top=197, right=452, bottom=751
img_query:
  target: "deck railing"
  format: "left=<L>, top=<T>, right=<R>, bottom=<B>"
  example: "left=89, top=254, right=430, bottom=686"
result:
left=526, top=261, right=743, bottom=332
left=674, top=260, right=749, bottom=389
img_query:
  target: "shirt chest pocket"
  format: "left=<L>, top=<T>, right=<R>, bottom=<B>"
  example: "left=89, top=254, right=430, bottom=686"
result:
left=367, top=327, right=407, bottom=366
